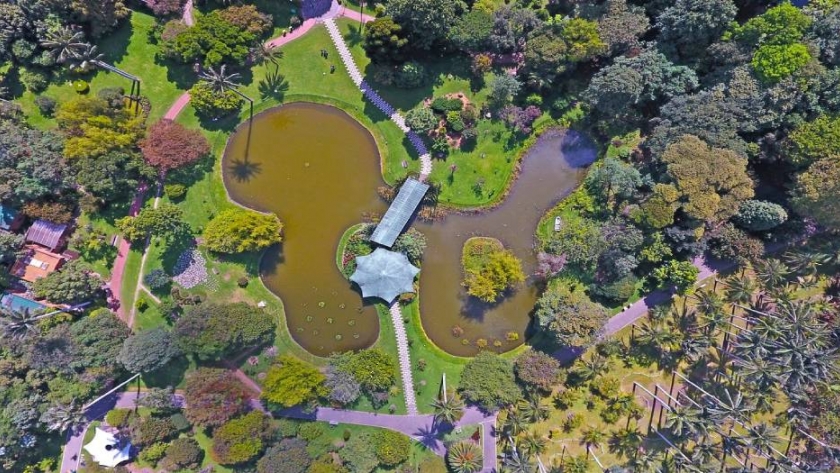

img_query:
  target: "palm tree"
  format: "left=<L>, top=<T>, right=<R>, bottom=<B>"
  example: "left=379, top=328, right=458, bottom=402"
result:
left=608, top=426, right=643, bottom=459
left=432, top=395, right=465, bottom=425
left=574, top=354, right=610, bottom=382
left=630, top=450, right=661, bottom=473
left=637, top=320, right=675, bottom=356
left=753, top=258, right=790, bottom=291
left=664, top=405, right=707, bottom=440
left=500, top=407, right=527, bottom=437
left=581, top=426, right=605, bottom=451
left=447, top=441, right=483, bottom=473
left=40, top=400, right=85, bottom=433
left=251, top=43, right=284, bottom=66
left=695, top=289, right=725, bottom=318
left=733, top=354, right=779, bottom=393
left=41, top=27, right=88, bottom=64
left=784, top=250, right=828, bottom=279
left=746, top=422, right=780, bottom=457
left=518, top=396, right=549, bottom=423
left=724, top=274, right=756, bottom=306
left=199, top=64, right=242, bottom=92
left=68, top=44, right=103, bottom=72
left=690, top=438, right=721, bottom=467
left=518, top=431, right=547, bottom=456
left=199, top=64, right=254, bottom=119
left=709, top=389, right=753, bottom=426
left=561, top=455, right=590, bottom=473
left=0, top=307, right=43, bottom=340
left=503, top=449, right=536, bottom=473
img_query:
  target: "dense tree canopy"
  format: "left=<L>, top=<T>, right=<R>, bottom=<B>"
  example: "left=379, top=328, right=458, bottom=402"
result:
left=533, top=283, right=609, bottom=347
left=458, top=352, right=522, bottom=410
left=384, top=0, right=467, bottom=51
left=118, top=328, right=180, bottom=374
left=33, top=261, right=102, bottom=305
left=174, top=302, right=275, bottom=360
left=183, top=367, right=250, bottom=428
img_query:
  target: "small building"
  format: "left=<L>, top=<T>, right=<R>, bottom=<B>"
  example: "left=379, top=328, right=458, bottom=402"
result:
left=84, top=428, right=132, bottom=468
left=0, top=205, right=23, bottom=233
left=25, top=219, right=68, bottom=253
left=10, top=245, right=65, bottom=283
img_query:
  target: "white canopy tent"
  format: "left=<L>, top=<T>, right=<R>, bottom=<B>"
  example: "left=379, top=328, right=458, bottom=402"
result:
left=84, top=428, right=131, bottom=468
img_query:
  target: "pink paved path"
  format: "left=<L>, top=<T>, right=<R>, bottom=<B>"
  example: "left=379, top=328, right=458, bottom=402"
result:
left=339, top=6, right=376, bottom=23
left=110, top=186, right=146, bottom=322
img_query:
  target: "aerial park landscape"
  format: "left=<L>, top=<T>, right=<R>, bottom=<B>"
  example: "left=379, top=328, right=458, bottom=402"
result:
left=0, top=0, right=839, bottom=472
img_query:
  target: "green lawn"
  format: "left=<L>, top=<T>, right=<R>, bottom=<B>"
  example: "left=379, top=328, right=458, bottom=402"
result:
left=16, top=10, right=189, bottom=129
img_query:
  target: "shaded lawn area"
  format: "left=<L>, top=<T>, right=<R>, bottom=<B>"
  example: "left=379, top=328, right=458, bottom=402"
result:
left=193, top=428, right=234, bottom=473
left=16, top=10, right=189, bottom=129
left=119, top=248, right=143, bottom=321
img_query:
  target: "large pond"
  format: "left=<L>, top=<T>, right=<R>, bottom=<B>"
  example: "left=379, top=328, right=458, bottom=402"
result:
left=222, top=102, right=596, bottom=357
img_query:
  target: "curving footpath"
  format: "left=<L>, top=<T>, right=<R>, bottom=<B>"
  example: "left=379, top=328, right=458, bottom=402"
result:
left=277, top=405, right=497, bottom=471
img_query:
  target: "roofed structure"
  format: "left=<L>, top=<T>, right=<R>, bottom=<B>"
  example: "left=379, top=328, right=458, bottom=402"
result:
left=84, top=428, right=131, bottom=468
left=349, top=248, right=419, bottom=303
left=371, top=178, right=429, bottom=248
left=11, top=246, right=65, bottom=283
left=25, top=219, right=68, bottom=252
left=0, top=205, right=23, bottom=232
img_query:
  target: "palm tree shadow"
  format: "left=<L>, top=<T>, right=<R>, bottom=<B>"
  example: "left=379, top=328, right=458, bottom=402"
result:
left=346, top=24, right=364, bottom=47
left=228, top=158, right=262, bottom=182
left=413, top=420, right=449, bottom=452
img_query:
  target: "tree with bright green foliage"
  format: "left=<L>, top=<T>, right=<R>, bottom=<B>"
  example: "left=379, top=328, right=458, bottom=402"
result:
left=55, top=95, right=146, bottom=160
left=262, top=355, right=326, bottom=408
left=362, top=17, right=408, bottom=64
left=116, top=203, right=186, bottom=243
left=374, top=430, right=411, bottom=466
left=462, top=238, right=525, bottom=303
left=458, top=351, right=522, bottom=410
left=162, top=9, right=268, bottom=66
left=751, top=43, right=811, bottom=84
left=330, top=349, right=397, bottom=393
left=203, top=208, right=283, bottom=253
left=524, top=18, right=605, bottom=87
left=533, top=283, right=609, bottom=347
left=784, top=115, right=840, bottom=168
left=189, top=81, right=243, bottom=116
left=791, top=157, right=840, bottom=230
left=212, top=411, right=274, bottom=465
left=651, top=260, right=699, bottom=294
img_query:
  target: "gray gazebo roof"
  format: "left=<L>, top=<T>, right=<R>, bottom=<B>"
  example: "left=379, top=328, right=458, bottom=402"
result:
left=350, top=248, right=420, bottom=303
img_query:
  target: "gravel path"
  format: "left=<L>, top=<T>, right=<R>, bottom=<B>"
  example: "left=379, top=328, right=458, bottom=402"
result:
left=389, top=302, right=418, bottom=415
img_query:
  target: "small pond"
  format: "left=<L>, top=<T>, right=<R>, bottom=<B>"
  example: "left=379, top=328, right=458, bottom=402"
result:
left=222, top=102, right=595, bottom=357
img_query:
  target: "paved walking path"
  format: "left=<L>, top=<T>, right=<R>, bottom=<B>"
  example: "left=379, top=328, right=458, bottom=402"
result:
left=389, top=302, right=418, bottom=414
left=60, top=392, right=141, bottom=473
left=109, top=185, right=146, bottom=322
left=182, top=0, right=194, bottom=26
left=555, top=255, right=729, bottom=362
left=323, top=18, right=434, bottom=180
left=339, top=5, right=376, bottom=23
left=277, top=406, right=497, bottom=469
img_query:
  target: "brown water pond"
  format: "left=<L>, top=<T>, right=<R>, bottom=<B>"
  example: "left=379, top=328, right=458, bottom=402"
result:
left=222, top=102, right=596, bottom=357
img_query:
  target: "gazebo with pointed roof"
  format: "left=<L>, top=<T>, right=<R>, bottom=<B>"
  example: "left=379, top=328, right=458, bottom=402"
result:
left=349, top=248, right=419, bottom=303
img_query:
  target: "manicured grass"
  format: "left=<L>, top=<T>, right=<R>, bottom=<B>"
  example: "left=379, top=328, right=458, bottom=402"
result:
left=120, top=248, right=143, bottom=321
left=16, top=11, right=189, bottom=129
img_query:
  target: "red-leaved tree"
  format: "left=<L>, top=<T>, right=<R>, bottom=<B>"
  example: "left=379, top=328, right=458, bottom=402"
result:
left=140, top=119, right=210, bottom=175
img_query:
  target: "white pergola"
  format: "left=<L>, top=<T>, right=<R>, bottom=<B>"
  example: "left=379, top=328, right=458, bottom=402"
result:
left=84, top=428, right=131, bottom=468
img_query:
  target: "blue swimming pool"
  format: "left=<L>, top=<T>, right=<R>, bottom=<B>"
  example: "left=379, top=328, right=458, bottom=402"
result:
left=1, top=293, right=46, bottom=313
